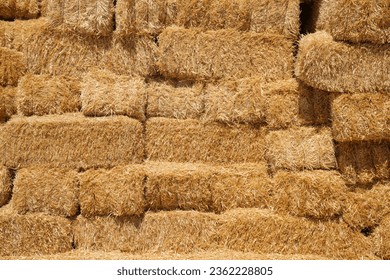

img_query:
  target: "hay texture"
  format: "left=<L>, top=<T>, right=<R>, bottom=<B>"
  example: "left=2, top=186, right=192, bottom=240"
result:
left=0, top=86, right=16, bottom=122
left=272, top=171, right=347, bottom=219
left=373, top=215, right=390, bottom=260
left=0, top=213, right=72, bottom=257
left=79, top=165, right=145, bottom=217
left=295, top=31, right=390, bottom=93
left=0, top=0, right=40, bottom=20
left=266, top=127, right=336, bottom=171
left=46, top=0, right=115, bottom=36
left=217, top=208, right=374, bottom=259
left=158, top=27, right=293, bottom=81
left=17, top=74, right=81, bottom=116
left=332, top=93, right=390, bottom=142
left=0, top=114, right=144, bottom=169
left=336, top=142, right=390, bottom=185
left=0, top=47, right=26, bottom=87
left=81, top=69, right=146, bottom=120
left=146, top=118, right=266, bottom=164
left=316, top=0, right=390, bottom=44
left=147, top=81, right=204, bottom=119
left=0, top=166, right=11, bottom=207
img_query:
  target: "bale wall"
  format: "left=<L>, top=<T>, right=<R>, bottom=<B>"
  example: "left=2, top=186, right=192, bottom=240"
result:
left=0, top=166, right=11, bottom=207
left=0, top=47, right=26, bottom=86
left=0, top=86, right=16, bottom=122
left=0, top=0, right=40, bottom=20
left=373, top=215, right=390, bottom=260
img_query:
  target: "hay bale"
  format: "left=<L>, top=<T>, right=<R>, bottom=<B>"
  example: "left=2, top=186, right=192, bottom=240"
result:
left=147, top=81, right=204, bottom=119
left=0, top=0, right=40, bottom=20
left=336, top=142, right=390, bottom=185
left=218, top=208, right=374, bottom=259
left=17, top=74, right=81, bottom=116
left=344, top=182, right=390, bottom=231
left=0, top=114, right=144, bottom=169
left=146, top=117, right=266, bottom=164
left=0, top=213, right=72, bottom=256
left=81, top=69, right=146, bottom=120
left=373, top=215, right=390, bottom=260
left=79, top=165, right=145, bottom=217
left=316, top=0, right=390, bottom=44
left=46, top=0, right=115, bottom=36
left=0, top=166, right=11, bottom=207
left=0, top=47, right=26, bottom=87
left=0, top=86, right=16, bottom=122
left=295, top=31, right=390, bottom=93
left=332, top=93, right=390, bottom=142
left=265, top=126, right=336, bottom=171
left=272, top=171, right=348, bottom=219
left=158, top=27, right=293, bottom=81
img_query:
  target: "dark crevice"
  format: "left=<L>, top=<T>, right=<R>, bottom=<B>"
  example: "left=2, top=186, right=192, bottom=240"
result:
left=113, top=0, right=117, bottom=31
left=361, top=226, right=375, bottom=237
left=299, top=1, right=319, bottom=35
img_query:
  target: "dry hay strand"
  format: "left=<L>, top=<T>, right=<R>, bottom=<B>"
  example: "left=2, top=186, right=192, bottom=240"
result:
left=0, top=0, right=40, bottom=20
left=81, top=69, right=146, bottom=120
left=316, top=0, right=390, bottom=44
left=146, top=117, right=266, bottom=164
left=336, top=142, right=390, bottom=185
left=0, top=86, right=16, bottom=122
left=46, top=0, right=115, bottom=36
left=79, top=165, right=146, bottom=217
left=0, top=47, right=26, bottom=87
left=295, top=31, right=390, bottom=93
left=12, top=167, right=79, bottom=217
left=344, top=182, right=390, bottom=231
left=17, top=74, right=81, bottom=116
left=373, top=215, right=390, bottom=260
left=217, top=208, right=374, bottom=259
left=0, top=213, right=73, bottom=257
left=158, top=27, right=293, bottom=81
left=0, top=114, right=144, bottom=169
left=265, top=126, right=336, bottom=171
left=0, top=166, right=11, bottom=207
left=147, top=80, right=204, bottom=119
left=332, top=93, right=390, bottom=142
left=272, top=170, right=348, bottom=220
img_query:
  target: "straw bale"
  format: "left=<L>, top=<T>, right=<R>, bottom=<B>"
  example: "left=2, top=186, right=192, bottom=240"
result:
left=295, top=31, right=390, bottom=93
left=272, top=171, right=348, bottom=219
left=0, top=166, right=11, bottom=207
left=0, top=86, right=16, bottom=122
left=265, top=126, right=336, bottom=171
left=0, top=0, right=39, bottom=20
left=17, top=74, right=81, bottom=116
left=373, top=215, right=390, bottom=260
left=0, top=114, right=144, bottom=169
left=217, top=208, right=374, bottom=259
left=79, top=165, right=145, bottom=217
left=158, top=27, right=293, bottom=81
left=316, top=0, right=390, bottom=44
left=336, top=142, right=390, bottom=185
left=46, top=0, right=115, bottom=36
left=147, top=81, right=204, bottom=119
left=332, top=93, right=390, bottom=142
left=0, top=47, right=26, bottom=87
left=146, top=117, right=266, bottom=164
left=0, top=213, right=72, bottom=256
left=344, top=182, right=390, bottom=231
left=81, top=69, right=146, bottom=120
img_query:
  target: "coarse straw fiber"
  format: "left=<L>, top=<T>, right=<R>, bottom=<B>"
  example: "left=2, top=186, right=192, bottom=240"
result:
left=146, top=117, right=266, bottom=164
left=336, top=142, right=390, bottom=185
left=0, top=212, right=73, bottom=257
left=81, top=69, right=146, bottom=120
left=373, top=215, right=390, bottom=260
left=0, top=86, right=16, bottom=122
left=12, top=167, right=79, bottom=217
left=79, top=165, right=145, bottom=217
left=46, top=0, right=115, bottom=36
left=0, top=0, right=40, bottom=20
left=332, top=93, right=390, bottom=142
left=0, top=166, right=11, bottom=207
left=272, top=171, right=348, bottom=220
left=116, top=0, right=300, bottom=39
left=265, top=126, right=336, bottom=171
left=344, top=182, right=390, bottom=231
left=157, top=27, right=293, bottom=81
left=0, top=47, right=26, bottom=87
left=0, top=114, right=144, bottom=169
left=217, top=208, right=374, bottom=259
left=316, top=0, right=390, bottom=44
left=17, top=74, right=81, bottom=116
left=147, top=80, right=204, bottom=119
left=295, top=31, right=390, bottom=93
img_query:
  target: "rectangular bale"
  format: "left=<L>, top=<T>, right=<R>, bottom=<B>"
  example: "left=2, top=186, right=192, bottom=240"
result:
left=0, top=166, right=12, bottom=207
left=265, top=126, right=337, bottom=171
left=158, top=27, right=293, bottom=81
left=0, top=47, right=26, bottom=86
left=146, top=117, right=266, bottom=164
left=17, top=74, right=81, bottom=116
left=0, top=86, right=16, bottom=122
left=0, top=0, right=40, bottom=20
left=373, top=215, right=390, bottom=260
left=0, top=114, right=144, bottom=169
left=81, top=69, right=146, bottom=120
left=79, top=165, right=145, bottom=217
left=12, top=167, right=79, bottom=217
